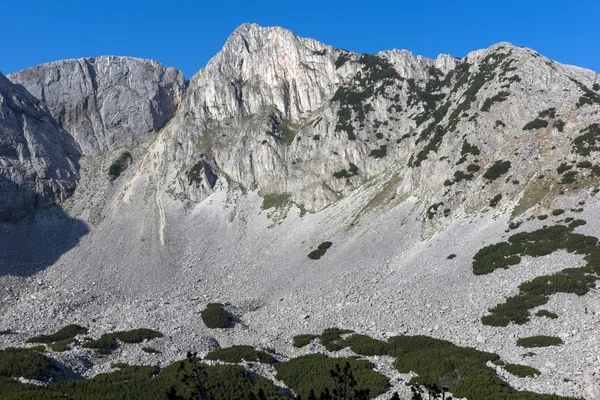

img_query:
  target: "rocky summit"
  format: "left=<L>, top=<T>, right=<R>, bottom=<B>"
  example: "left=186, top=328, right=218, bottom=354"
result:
left=1, top=23, right=600, bottom=399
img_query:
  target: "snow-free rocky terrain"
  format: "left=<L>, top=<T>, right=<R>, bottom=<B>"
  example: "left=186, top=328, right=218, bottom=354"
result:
left=1, top=22, right=600, bottom=398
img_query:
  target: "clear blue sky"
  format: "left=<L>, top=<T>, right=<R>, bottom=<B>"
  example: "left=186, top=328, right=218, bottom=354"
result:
left=2, top=0, right=598, bottom=78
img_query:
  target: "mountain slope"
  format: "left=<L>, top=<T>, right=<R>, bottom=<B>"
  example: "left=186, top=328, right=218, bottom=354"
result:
left=2, top=24, right=600, bottom=398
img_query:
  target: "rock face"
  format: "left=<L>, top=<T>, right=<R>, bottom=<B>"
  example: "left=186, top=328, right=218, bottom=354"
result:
left=0, top=72, right=80, bottom=220
left=164, top=23, right=600, bottom=220
left=9, top=57, right=185, bottom=156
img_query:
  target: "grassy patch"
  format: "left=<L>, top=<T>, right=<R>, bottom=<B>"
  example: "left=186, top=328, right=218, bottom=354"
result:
left=261, top=193, right=291, bottom=210
left=206, top=346, right=277, bottom=364
left=516, top=336, right=563, bottom=348
left=201, top=304, right=234, bottom=329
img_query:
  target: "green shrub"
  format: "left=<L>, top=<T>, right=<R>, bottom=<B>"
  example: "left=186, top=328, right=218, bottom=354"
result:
left=483, top=160, right=511, bottom=180
left=108, top=151, right=133, bottom=180
left=523, top=119, right=549, bottom=130
left=568, top=219, right=586, bottom=228
left=447, top=254, right=456, bottom=259
left=504, top=363, right=540, bottom=377
left=293, top=334, right=318, bottom=348
left=369, top=145, right=387, bottom=159
left=142, top=347, right=159, bottom=353
left=319, top=327, right=353, bottom=351
left=206, top=346, right=277, bottom=364
left=466, top=164, right=480, bottom=172
left=83, top=329, right=163, bottom=355
left=308, top=242, right=332, bottom=260
left=536, top=309, right=558, bottom=319
left=572, top=123, right=600, bottom=156
left=593, top=83, right=600, bottom=91
left=537, top=214, right=548, bottom=220
left=26, top=324, right=88, bottom=344
left=552, top=209, right=564, bottom=216
left=516, top=336, right=563, bottom=348
left=554, top=119, right=565, bottom=132
left=49, top=339, right=73, bottom=352
left=275, top=354, right=388, bottom=399
left=489, top=194, right=502, bottom=207
left=0, top=347, right=52, bottom=380
left=343, top=334, right=388, bottom=356
left=201, top=304, right=234, bottom=329
left=560, top=171, right=578, bottom=184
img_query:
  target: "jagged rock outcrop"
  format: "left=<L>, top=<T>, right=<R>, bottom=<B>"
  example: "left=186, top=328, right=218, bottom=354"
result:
left=163, top=23, right=600, bottom=222
left=9, top=57, right=185, bottom=156
left=0, top=72, right=80, bottom=220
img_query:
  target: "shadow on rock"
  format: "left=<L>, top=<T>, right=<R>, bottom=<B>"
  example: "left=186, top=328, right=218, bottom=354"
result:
left=0, top=205, right=89, bottom=277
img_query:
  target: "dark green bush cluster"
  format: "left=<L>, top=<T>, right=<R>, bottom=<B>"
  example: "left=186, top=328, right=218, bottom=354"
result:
left=201, top=303, right=234, bottom=329
left=186, top=160, right=204, bottom=185
left=483, top=160, right=511, bottom=180
left=293, top=334, right=318, bottom=348
left=408, top=56, right=503, bottom=168
left=0, top=357, right=283, bottom=400
left=538, top=108, right=556, bottom=119
left=560, top=171, right=578, bottom=184
left=481, top=91, right=510, bottom=112
left=308, top=241, right=333, bottom=260
left=503, top=363, right=540, bottom=377
left=332, top=163, right=359, bottom=179
left=536, top=309, right=558, bottom=319
left=523, top=119, right=549, bottom=130
left=552, top=209, right=564, bottom=216
left=331, top=53, right=401, bottom=141
left=556, top=163, right=572, bottom=174
left=516, top=336, right=563, bottom=348
left=335, top=52, right=351, bottom=69
left=426, top=202, right=444, bottom=220
left=83, top=328, right=163, bottom=354
left=0, top=347, right=52, bottom=380
left=489, top=194, right=502, bottom=207
left=206, top=345, right=277, bottom=364
left=474, top=223, right=600, bottom=326
left=27, top=324, right=87, bottom=343
left=574, top=80, right=600, bottom=107
left=26, top=324, right=88, bottom=353
left=302, top=327, right=574, bottom=399
left=554, top=119, right=565, bottom=132
left=368, top=145, right=387, bottom=159
left=108, top=151, right=133, bottom=180
left=572, top=123, right=600, bottom=156
left=318, top=327, right=354, bottom=351
left=274, top=354, right=388, bottom=399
